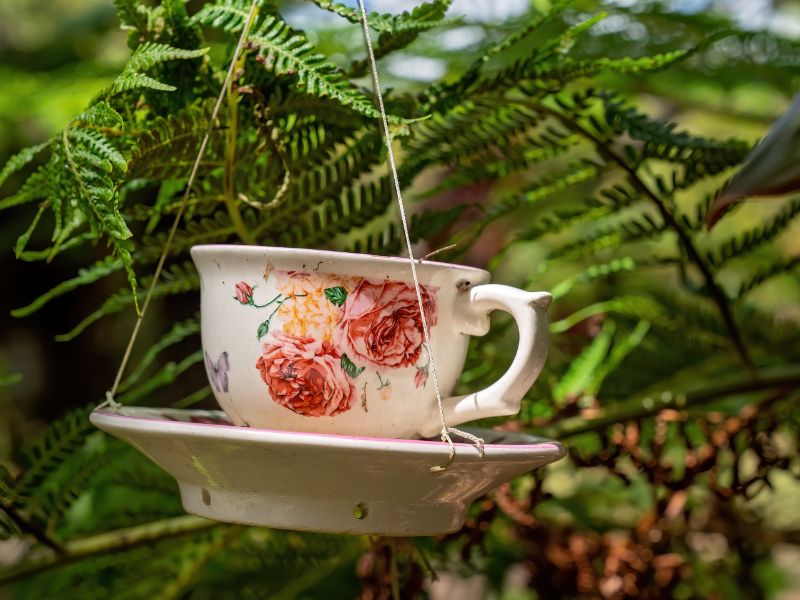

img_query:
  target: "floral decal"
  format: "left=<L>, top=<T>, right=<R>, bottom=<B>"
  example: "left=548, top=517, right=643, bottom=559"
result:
left=232, top=271, right=438, bottom=417
left=334, top=279, right=437, bottom=369
left=256, top=332, right=355, bottom=417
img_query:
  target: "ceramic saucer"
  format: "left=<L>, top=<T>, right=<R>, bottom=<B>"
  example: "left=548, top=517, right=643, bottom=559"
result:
left=91, top=407, right=566, bottom=536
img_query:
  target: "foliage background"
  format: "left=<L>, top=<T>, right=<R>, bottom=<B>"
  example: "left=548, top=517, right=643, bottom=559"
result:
left=1, top=0, right=800, bottom=598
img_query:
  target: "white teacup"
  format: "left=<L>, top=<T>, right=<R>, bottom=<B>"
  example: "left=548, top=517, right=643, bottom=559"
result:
left=191, top=245, right=551, bottom=439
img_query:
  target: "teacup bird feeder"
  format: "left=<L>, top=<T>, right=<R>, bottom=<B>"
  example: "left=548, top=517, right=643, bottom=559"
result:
left=92, top=0, right=566, bottom=536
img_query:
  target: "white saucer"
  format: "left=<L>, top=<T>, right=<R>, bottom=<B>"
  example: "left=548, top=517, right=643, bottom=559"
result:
left=91, top=407, right=566, bottom=536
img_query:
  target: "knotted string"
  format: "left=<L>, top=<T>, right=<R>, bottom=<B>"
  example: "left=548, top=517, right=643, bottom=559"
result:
left=355, top=0, right=484, bottom=471
left=98, top=0, right=262, bottom=411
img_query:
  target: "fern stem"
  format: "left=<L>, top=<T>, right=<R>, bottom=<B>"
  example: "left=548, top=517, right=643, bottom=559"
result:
left=538, top=103, right=754, bottom=370
left=0, top=503, right=64, bottom=556
left=534, top=363, right=800, bottom=439
left=224, top=53, right=256, bottom=245
left=0, top=515, right=218, bottom=585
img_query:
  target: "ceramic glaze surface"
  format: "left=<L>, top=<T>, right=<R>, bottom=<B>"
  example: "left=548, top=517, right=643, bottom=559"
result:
left=191, top=245, right=552, bottom=438
left=91, top=407, right=567, bottom=536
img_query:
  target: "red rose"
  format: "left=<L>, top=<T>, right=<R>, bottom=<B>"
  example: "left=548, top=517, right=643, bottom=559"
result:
left=256, top=332, right=355, bottom=417
left=235, top=281, right=253, bottom=304
left=334, top=279, right=438, bottom=370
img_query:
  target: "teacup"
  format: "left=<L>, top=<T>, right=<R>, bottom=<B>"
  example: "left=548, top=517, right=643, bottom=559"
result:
left=191, top=245, right=551, bottom=439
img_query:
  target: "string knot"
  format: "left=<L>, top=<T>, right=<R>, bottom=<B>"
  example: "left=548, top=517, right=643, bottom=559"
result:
left=97, top=391, right=122, bottom=412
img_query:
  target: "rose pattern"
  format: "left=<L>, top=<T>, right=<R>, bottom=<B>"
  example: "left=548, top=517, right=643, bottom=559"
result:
left=334, top=279, right=438, bottom=370
left=230, top=271, right=439, bottom=417
left=256, top=332, right=355, bottom=417
left=234, top=281, right=253, bottom=304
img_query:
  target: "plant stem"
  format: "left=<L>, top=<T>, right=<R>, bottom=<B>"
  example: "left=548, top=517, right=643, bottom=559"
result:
left=538, top=103, right=753, bottom=370
left=0, top=504, right=64, bottom=556
left=0, top=515, right=217, bottom=586
left=534, top=364, right=800, bottom=439
left=224, top=52, right=255, bottom=245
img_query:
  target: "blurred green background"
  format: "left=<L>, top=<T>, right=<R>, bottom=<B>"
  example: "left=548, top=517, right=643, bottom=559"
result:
left=1, top=0, right=800, bottom=597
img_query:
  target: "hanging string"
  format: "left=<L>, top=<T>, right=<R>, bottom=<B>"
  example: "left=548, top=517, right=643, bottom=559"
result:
left=355, top=0, right=484, bottom=471
left=98, top=0, right=262, bottom=411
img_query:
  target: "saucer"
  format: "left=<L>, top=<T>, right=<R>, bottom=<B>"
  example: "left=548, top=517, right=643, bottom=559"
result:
left=91, top=407, right=566, bottom=536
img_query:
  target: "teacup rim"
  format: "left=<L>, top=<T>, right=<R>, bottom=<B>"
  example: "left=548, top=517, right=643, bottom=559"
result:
left=191, top=244, right=490, bottom=277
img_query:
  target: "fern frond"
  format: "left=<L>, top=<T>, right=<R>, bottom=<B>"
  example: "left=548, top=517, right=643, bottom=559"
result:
left=517, top=180, right=642, bottom=243
left=114, top=0, right=150, bottom=36
left=346, top=1, right=458, bottom=77
left=109, top=72, right=178, bottom=95
left=737, top=256, right=800, bottom=298
left=305, top=0, right=451, bottom=33
left=602, top=94, right=749, bottom=166
left=128, top=101, right=215, bottom=179
left=265, top=177, right=394, bottom=248
left=118, top=316, right=200, bottom=394
left=135, top=211, right=235, bottom=264
left=0, top=168, right=48, bottom=211
left=705, top=199, right=800, bottom=268
left=550, top=257, right=638, bottom=299
left=10, top=406, right=94, bottom=507
left=126, top=41, right=209, bottom=73
left=55, top=262, right=199, bottom=341
left=347, top=205, right=467, bottom=256
left=487, top=163, right=599, bottom=223
left=554, top=319, right=616, bottom=403
left=101, top=43, right=208, bottom=98
left=32, top=455, right=104, bottom=535
left=586, top=320, right=650, bottom=397
left=409, top=101, right=543, bottom=165
left=0, top=142, right=50, bottom=189
left=260, top=132, right=384, bottom=231
left=11, top=256, right=124, bottom=318
left=246, top=15, right=387, bottom=121
left=545, top=212, right=667, bottom=262
left=117, top=350, right=204, bottom=405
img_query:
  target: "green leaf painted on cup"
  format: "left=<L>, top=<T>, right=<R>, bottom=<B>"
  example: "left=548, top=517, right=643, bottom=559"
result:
left=324, top=286, right=348, bottom=306
left=256, top=319, right=270, bottom=341
left=340, top=353, right=365, bottom=379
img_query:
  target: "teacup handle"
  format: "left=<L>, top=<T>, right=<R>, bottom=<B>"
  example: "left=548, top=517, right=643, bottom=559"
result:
left=420, top=284, right=552, bottom=438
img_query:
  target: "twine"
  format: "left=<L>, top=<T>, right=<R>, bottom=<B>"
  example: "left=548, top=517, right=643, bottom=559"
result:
left=355, top=0, right=484, bottom=471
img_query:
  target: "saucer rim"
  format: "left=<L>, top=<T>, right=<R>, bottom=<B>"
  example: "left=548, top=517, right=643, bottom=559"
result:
left=91, top=406, right=566, bottom=459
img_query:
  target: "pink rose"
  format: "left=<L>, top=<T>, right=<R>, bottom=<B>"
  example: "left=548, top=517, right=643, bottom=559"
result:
left=334, top=279, right=438, bottom=370
left=256, top=332, right=354, bottom=417
left=235, top=281, right=253, bottom=304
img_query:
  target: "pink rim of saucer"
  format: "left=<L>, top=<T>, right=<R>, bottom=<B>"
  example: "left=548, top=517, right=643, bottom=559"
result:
left=92, top=407, right=566, bottom=456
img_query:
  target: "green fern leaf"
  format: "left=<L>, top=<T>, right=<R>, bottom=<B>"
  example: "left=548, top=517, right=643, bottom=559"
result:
left=55, top=262, right=199, bottom=341
left=11, top=256, right=124, bottom=318
left=553, top=319, right=616, bottom=403
left=705, top=199, right=800, bottom=267
left=118, top=316, right=200, bottom=394
left=11, top=406, right=94, bottom=507
left=737, top=256, right=800, bottom=298
left=0, top=142, right=50, bottom=189
left=247, top=16, right=386, bottom=121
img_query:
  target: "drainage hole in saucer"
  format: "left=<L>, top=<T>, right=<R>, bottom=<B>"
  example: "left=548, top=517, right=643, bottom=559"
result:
left=353, top=502, right=368, bottom=520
